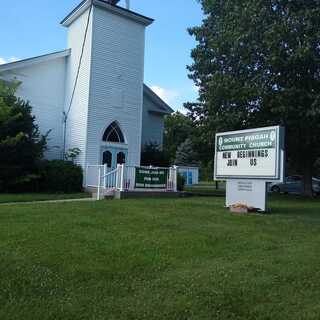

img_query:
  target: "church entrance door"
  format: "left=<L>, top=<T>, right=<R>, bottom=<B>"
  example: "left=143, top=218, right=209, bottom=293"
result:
left=101, top=146, right=128, bottom=170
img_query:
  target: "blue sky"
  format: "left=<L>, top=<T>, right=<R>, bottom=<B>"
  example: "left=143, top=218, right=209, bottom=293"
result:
left=0, top=0, right=203, bottom=111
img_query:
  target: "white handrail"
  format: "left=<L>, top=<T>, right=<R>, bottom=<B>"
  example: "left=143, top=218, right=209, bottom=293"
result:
left=102, top=168, right=118, bottom=178
left=96, top=166, right=121, bottom=200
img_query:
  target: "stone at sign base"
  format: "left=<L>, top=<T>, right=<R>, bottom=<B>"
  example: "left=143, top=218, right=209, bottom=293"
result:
left=226, top=180, right=267, bottom=212
left=229, top=205, right=258, bottom=214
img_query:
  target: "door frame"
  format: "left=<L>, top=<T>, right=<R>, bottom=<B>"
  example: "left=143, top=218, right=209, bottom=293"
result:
left=100, top=142, right=129, bottom=169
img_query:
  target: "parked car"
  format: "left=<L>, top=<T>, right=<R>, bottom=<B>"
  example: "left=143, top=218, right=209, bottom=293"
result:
left=314, top=177, right=320, bottom=194
left=269, top=176, right=320, bottom=195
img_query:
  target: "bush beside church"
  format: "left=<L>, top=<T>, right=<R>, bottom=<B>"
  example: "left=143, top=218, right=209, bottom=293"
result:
left=0, top=78, right=83, bottom=193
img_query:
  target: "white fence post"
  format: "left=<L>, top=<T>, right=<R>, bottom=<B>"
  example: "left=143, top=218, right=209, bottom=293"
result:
left=116, top=164, right=124, bottom=191
left=120, top=164, right=125, bottom=192
left=174, top=165, right=178, bottom=192
left=103, top=164, right=107, bottom=189
left=97, top=166, right=101, bottom=201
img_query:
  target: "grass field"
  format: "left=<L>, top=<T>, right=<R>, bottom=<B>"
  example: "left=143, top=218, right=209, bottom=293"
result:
left=185, top=182, right=226, bottom=195
left=1, top=195, right=320, bottom=319
left=0, top=192, right=90, bottom=204
left=185, top=186, right=225, bottom=195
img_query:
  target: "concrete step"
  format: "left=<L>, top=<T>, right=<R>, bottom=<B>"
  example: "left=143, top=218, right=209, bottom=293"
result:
left=90, top=188, right=116, bottom=200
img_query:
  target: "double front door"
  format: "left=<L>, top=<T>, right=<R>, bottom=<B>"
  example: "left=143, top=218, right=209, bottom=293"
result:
left=102, top=147, right=128, bottom=170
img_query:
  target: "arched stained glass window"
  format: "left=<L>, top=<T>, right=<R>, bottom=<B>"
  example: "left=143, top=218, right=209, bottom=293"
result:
left=103, top=122, right=125, bottom=143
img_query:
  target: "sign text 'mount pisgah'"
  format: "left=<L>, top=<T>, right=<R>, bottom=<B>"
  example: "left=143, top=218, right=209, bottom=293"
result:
left=214, top=126, right=284, bottom=180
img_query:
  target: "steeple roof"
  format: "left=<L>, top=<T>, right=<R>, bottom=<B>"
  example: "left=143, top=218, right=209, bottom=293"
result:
left=61, top=0, right=153, bottom=27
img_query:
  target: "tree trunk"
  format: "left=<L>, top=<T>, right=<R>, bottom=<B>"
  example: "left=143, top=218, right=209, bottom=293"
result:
left=302, top=160, right=313, bottom=197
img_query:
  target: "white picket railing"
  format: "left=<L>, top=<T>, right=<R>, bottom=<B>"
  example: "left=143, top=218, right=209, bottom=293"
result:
left=86, top=164, right=178, bottom=200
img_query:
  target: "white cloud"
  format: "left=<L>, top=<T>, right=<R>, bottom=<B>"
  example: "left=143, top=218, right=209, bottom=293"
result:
left=150, top=85, right=180, bottom=106
left=8, top=57, right=19, bottom=63
left=0, top=56, right=19, bottom=65
left=192, top=84, right=199, bottom=93
left=176, top=106, right=188, bottom=115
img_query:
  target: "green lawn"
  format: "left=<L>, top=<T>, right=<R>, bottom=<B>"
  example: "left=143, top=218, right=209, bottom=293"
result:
left=0, top=192, right=90, bottom=204
left=185, top=186, right=225, bottom=195
left=1, top=196, right=320, bottom=319
left=185, top=181, right=226, bottom=195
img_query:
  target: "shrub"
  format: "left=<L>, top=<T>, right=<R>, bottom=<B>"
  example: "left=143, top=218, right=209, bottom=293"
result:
left=0, top=78, right=47, bottom=192
left=39, top=160, right=83, bottom=193
left=177, top=173, right=185, bottom=192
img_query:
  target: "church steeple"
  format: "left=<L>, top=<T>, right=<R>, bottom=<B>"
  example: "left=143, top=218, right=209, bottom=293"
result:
left=61, top=0, right=153, bottom=168
left=61, top=0, right=153, bottom=28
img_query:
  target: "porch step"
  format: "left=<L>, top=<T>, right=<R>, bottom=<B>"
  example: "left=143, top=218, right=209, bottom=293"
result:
left=86, top=187, right=116, bottom=200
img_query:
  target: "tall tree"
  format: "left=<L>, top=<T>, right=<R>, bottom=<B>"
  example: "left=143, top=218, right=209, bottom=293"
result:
left=187, top=0, right=320, bottom=196
left=175, top=138, right=199, bottom=166
left=163, top=111, right=195, bottom=163
left=0, top=78, right=47, bottom=191
left=141, top=142, right=170, bottom=167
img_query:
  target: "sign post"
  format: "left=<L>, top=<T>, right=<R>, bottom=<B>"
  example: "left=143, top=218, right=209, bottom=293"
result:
left=214, top=126, right=285, bottom=211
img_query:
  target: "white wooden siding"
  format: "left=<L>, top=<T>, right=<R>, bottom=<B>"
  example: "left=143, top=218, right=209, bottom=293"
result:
left=1, top=58, right=67, bottom=160
left=64, top=7, right=93, bottom=167
left=85, top=5, right=146, bottom=166
left=141, top=94, right=165, bottom=147
left=0, top=2, right=157, bottom=171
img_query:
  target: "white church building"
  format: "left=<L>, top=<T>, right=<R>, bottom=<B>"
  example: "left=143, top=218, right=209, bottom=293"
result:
left=0, top=0, right=173, bottom=173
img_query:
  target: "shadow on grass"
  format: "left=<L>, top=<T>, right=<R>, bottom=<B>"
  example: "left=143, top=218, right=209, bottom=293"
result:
left=268, top=194, right=320, bottom=220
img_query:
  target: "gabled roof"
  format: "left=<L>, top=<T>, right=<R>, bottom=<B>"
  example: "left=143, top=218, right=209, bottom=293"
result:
left=0, top=49, right=71, bottom=72
left=61, top=0, right=153, bottom=27
left=0, top=50, right=174, bottom=115
left=143, top=84, right=174, bottom=115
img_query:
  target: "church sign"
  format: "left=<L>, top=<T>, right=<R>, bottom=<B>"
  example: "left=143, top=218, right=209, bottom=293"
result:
left=215, top=126, right=284, bottom=181
left=214, top=126, right=285, bottom=212
left=135, top=168, right=168, bottom=189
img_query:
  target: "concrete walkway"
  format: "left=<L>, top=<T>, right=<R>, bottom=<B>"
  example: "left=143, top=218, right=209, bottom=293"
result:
left=0, top=198, right=95, bottom=206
